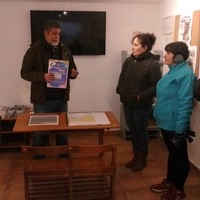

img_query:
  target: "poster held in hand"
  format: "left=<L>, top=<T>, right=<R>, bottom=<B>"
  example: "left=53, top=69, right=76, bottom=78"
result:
left=47, top=59, right=69, bottom=89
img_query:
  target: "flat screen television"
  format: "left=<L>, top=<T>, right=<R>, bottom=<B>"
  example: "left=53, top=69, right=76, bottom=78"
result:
left=30, top=10, right=106, bottom=55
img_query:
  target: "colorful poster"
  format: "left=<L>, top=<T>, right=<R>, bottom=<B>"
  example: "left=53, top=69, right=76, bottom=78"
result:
left=178, top=15, right=192, bottom=45
left=188, top=46, right=197, bottom=73
left=47, top=59, right=69, bottom=89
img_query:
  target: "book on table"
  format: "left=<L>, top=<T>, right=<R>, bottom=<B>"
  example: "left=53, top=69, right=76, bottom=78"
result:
left=47, top=59, right=69, bottom=89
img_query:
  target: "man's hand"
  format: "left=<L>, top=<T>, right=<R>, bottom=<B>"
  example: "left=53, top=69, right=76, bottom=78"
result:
left=71, top=68, right=79, bottom=78
left=45, top=73, right=55, bottom=82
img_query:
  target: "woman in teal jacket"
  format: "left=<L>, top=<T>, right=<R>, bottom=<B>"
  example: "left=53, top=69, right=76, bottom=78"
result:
left=151, top=41, right=196, bottom=200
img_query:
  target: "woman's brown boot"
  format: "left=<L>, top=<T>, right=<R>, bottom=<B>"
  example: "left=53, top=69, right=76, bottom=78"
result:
left=131, top=152, right=147, bottom=171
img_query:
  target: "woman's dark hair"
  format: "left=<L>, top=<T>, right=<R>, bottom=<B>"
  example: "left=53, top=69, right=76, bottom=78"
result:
left=132, top=33, right=156, bottom=52
left=165, top=41, right=189, bottom=60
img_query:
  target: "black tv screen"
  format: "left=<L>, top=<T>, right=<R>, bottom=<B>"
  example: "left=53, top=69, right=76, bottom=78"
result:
left=30, top=10, right=106, bottom=55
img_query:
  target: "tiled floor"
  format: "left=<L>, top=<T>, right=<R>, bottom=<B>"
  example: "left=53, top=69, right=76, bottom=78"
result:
left=0, top=131, right=200, bottom=200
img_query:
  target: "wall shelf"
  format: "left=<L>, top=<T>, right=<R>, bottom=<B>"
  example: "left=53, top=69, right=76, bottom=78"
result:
left=0, top=107, right=30, bottom=149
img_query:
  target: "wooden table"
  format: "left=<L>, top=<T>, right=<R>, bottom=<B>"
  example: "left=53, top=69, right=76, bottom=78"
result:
left=13, top=112, right=120, bottom=145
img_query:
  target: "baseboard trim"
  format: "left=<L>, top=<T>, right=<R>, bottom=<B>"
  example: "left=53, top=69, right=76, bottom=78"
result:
left=190, top=161, right=200, bottom=175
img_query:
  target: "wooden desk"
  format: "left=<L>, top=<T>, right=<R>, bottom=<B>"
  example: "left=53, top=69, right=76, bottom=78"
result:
left=13, top=112, right=120, bottom=145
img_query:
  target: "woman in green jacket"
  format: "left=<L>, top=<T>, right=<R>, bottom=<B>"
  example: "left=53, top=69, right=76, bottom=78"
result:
left=151, top=41, right=196, bottom=200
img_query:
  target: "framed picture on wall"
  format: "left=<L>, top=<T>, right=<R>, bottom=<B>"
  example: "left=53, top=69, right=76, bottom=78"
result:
left=177, top=15, right=192, bottom=45
left=162, top=16, right=175, bottom=35
left=188, top=46, right=197, bottom=74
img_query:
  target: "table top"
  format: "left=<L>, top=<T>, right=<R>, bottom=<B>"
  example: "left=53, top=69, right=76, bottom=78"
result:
left=13, top=111, right=120, bottom=133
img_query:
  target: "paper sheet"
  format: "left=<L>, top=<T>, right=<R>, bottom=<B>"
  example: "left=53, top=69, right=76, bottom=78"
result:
left=67, top=112, right=110, bottom=126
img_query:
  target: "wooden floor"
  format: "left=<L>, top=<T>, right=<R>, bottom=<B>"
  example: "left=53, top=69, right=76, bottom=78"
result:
left=0, top=131, right=200, bottom=200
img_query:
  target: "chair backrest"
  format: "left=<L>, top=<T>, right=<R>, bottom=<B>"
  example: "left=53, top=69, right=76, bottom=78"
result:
left=22, top=145, right=72, bottom=200
left=68, top=144, right=117, bottom=200
left=21, top=145, right=69, bottom=170
left=69, top=143, right=116, bottom=154
left=69, top=144, right=117, bottom=174
left=22, top=145, right=69, bottom=156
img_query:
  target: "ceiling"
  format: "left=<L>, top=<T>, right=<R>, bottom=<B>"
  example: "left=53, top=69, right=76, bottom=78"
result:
left=56, top=0, right=162, bottom=2
left=0, top=0, right=164, bottom=3
left=58, top=0, right=163, bottom=3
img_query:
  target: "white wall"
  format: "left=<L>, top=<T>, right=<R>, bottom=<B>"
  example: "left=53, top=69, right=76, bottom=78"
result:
left=0, top=1, right=160, bottom=121
left=159, top=0, right=200, bottom=169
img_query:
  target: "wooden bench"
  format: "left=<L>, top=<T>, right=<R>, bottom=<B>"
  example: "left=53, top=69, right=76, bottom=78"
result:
left=22, top=144, right=117, bottom=200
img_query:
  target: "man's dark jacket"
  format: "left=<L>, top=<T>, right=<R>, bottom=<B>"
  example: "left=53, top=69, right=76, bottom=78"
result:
left=21, top=40, right=77, bottom=103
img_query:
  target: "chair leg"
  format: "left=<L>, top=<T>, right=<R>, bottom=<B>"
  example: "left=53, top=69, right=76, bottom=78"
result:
left=111, top=174, right=116, bottom=200
left=69, top=174, right=73, bottom=200
left=24, top=176, right=29, bottom=200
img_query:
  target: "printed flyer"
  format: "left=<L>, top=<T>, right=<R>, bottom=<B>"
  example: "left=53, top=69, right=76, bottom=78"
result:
left=47, top=59, right=69, bottom=89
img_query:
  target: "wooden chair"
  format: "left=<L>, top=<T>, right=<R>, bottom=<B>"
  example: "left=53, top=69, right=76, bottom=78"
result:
left=21, top=145, right=72, bottom=200
left=69, top=144, right=117, bottom=200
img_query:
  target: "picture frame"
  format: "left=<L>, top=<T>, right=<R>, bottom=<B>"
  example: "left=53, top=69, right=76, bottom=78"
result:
left=162, top=16, right=175, bottom=35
